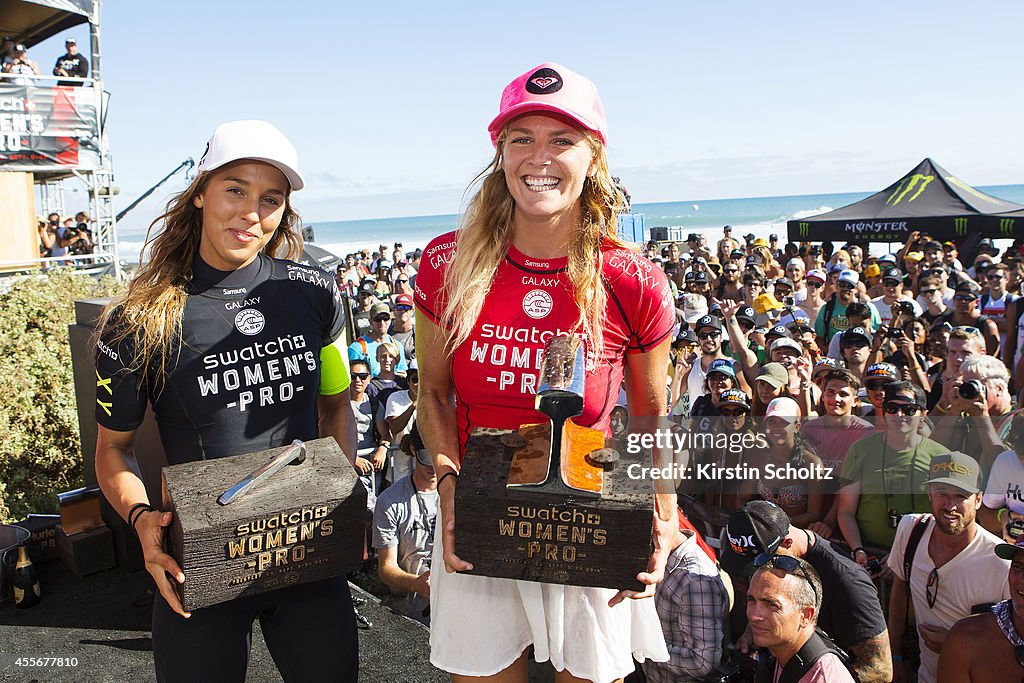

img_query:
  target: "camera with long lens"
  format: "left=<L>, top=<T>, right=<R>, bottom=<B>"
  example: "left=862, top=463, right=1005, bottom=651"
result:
left=958, top=379, right=986, bottom=401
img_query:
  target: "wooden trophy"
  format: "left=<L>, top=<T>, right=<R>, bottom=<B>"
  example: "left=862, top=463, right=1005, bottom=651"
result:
left=455, top=335, right=653, bottom=590
left=161, top=437, right=366, bottom=611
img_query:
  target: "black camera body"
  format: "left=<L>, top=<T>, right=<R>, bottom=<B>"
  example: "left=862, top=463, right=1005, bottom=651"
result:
left=958, top=379, right=986, bottom=401
left=894, top=301, right=916, bottom=316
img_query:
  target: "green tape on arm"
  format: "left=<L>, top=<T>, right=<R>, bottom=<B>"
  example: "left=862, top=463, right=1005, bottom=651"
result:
left=319, top=336, right=351, bottom=395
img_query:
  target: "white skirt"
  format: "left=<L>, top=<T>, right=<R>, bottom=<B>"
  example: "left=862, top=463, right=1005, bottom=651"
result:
left=429, top=510, right=669, bottom=682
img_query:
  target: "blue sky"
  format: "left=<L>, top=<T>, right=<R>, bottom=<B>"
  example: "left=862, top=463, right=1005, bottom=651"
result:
left=38, top=1, right=1024, bottom=232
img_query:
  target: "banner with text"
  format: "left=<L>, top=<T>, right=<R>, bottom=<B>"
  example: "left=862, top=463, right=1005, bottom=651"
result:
left=0, top=83, right=100, bottom=171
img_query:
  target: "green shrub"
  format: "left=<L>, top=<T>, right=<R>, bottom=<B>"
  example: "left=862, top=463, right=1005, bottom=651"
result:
left=0, top=270, right=122, bottom=522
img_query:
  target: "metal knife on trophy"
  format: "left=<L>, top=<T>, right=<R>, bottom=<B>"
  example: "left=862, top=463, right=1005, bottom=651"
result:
left=454, top=334, right=654, bottom=590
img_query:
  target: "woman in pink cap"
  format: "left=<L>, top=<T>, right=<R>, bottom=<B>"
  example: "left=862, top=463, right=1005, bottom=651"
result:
left=416, top=63, right=674, bottom=682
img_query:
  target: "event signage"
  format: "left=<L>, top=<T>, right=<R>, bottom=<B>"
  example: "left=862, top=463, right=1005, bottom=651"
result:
left=0, top=83, right=100, bottom=171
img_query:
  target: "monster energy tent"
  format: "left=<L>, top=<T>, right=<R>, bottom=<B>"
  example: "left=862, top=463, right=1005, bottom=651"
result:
left=0, top=0, right=93, bottom=48
left=787, top=158, right=1024, bottom=243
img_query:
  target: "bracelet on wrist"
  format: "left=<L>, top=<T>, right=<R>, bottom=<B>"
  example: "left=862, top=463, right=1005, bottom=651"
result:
left=853, top=547, right=866, bottom=557
left=127, top=502, right=155, bottom=534
left=437, top=471, right=459, bottom=489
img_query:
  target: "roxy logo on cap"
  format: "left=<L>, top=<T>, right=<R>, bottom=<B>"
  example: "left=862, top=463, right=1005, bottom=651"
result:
left=526, top=68, right=563, bottom=94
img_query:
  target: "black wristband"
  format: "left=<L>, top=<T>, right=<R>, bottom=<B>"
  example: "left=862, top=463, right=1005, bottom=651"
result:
left=437, top=471, right=458, bottom=490
left=853, top=547, right=866, bottom=556
left=128, top=502, right=155, bottom=533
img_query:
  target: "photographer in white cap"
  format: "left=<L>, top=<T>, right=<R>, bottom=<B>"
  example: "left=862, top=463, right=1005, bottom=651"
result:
left=94, top=120, right=359, bottom=682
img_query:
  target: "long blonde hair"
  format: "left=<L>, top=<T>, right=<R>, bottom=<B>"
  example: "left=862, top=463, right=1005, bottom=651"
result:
left=440, top=129, right=627, bottom=362
left=96, top=167, right=301, bottom=381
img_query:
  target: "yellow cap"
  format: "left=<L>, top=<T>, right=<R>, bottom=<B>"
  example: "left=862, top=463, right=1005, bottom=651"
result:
left=864, top=264, right=881, bottom=278
left=905, top=251, right=924, bottom=261
left=754, top=293, right=784, bottom=314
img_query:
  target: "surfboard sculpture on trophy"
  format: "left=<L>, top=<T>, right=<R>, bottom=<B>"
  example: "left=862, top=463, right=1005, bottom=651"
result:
left=454, top=334, right=654, bottom=590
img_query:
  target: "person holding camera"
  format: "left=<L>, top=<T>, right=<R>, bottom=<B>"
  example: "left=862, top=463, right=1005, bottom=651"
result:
left=886, top=452, right=1009, bottom=683
left=871, top=268, right=922, bottom=327
left=928, top=325, right=987, bottom=414
left=930, top=354, right=1014, bottom=470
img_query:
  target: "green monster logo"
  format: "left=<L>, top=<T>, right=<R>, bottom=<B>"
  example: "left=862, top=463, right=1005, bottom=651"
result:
left=798, top=222, right=810, bottom=238
left=887, top=174, right=934, bottom=205
left=1001, top=218, right=1015, bottom=237
left=954, top=217, right=968, bottom=236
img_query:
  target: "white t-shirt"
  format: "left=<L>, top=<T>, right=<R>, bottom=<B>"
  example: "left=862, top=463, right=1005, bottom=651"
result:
left=982, top=292, right=1014, bottom=349
left=983, top=450, right=1024, bottom=515
left=671, top=357, right=709, bottom=418
left=886, top=514, right=1009, bottom=683
left=871, top=295, right=922, bottom=327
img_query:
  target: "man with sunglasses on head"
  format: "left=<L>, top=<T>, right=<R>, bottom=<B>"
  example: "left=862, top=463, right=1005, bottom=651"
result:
left=929, top=325, right=988, bottom=414
left=838, top=382, right=946, bottom=567
left=723, top=502, right=886, bottom=682
left=887, top=452, right=1009, bottom=683
left=939, top=534, right=1024, bottom=683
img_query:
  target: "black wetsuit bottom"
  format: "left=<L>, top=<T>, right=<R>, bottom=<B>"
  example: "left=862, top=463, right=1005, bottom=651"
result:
left=152, top=577, right=358, bottom=683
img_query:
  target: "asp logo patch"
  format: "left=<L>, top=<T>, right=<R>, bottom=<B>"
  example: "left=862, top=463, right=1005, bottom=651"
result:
left=526, top=68, right=563, bottom=95
left=522, top=289, right=553, bottom=319
left=234, top=308, right=265, bottom=336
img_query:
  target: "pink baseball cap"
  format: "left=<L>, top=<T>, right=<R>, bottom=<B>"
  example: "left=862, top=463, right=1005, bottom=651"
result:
left=765, top=396, right=801, bottom=421
left=487, top=63, right=607, bottom=147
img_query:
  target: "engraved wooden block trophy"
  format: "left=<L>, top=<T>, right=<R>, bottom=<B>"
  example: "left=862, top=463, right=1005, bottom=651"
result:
left=454, top=335, right=653, bottom=590
left=161, top=438, right=366, bottom=611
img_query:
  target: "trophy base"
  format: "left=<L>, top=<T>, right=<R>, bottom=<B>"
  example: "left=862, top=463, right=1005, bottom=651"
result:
left=455, top=427, right=652, bottom=591
left=162, top=438, right=366, bottom=612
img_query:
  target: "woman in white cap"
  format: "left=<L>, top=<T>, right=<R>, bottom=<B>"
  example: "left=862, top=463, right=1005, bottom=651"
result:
left=416, top=63, right=674, bottom=682
left=93, top=120, right=359, bottom=682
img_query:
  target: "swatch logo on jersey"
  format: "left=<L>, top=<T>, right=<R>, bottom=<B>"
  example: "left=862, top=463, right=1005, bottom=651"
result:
left=522, top=289, right=553, bottom=319
left=234, top=308, right=266, bottom=336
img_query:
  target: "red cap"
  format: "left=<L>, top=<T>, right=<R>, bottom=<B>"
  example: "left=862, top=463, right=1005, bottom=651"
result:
left=395, top=293, right=414, bottom=307
left=487, top=63, right=607, bottom=147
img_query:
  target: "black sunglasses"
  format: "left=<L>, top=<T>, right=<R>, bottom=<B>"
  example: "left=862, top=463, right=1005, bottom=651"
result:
left=884, top=401, right=922, bottom=416
left=720, top=407, right=748, bottom=416
left=697, top=331, right=721, bottom=340
left=953, top=294, right=977, bottom=303
left=352, top=372, right=371, bottom=380
left=373, top=315, right=391, bottom=322
left=807, top=281, right=823, bottom=288
left=754, top=553, right=819, bottom=604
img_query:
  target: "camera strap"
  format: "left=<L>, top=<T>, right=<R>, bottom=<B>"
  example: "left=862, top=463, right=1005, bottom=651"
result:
left=903, top=514, right=931, bottom=594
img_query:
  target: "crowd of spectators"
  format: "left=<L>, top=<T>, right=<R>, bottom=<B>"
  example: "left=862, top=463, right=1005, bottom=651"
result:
left=650, top=227, right=1024, bottom=682
left=336, top=243, right=436, bottom=628
left=1, top=35, right=89, bottom=85
left=337, top=229, right=1024, bottom=681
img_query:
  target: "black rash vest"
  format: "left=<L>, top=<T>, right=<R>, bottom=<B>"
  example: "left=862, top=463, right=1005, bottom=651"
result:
left=95, top=254, right=347, bottom=465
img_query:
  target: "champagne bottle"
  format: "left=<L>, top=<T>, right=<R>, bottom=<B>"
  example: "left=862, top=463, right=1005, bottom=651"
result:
left=12, top=546, right=40, bottom=608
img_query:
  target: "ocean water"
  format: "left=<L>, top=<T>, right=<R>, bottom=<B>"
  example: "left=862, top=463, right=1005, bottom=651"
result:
left=119, top=184, right=1024, bottom=262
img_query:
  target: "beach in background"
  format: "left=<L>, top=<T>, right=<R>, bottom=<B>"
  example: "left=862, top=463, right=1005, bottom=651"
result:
left=117, top=184, right=1024, bottom=263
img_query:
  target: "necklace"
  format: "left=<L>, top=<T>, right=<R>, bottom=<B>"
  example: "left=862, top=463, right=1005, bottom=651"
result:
left=994, top=599, right=1024, bottom=647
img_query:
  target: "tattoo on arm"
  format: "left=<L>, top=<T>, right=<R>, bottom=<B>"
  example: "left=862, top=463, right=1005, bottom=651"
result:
left=848, top=632, right=893, bottom=683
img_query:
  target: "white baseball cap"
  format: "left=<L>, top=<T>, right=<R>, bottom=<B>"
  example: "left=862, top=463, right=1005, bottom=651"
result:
left=196, top=120, right=304, bottom=191
left=838, top=269, right=860, bottom=286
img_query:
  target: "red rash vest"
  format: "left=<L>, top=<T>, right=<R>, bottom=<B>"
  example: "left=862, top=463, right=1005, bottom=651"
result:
left=415, top=231, right=674, bottom=459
